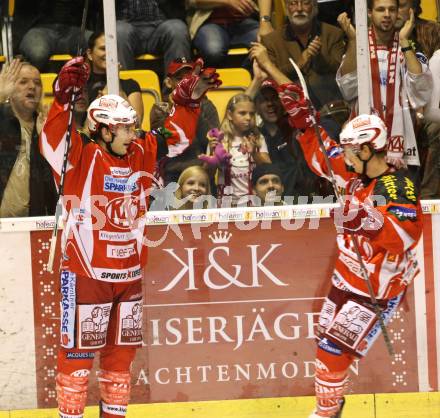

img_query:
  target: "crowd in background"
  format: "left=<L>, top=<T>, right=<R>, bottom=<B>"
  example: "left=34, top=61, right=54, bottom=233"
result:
left=1, top=0, right=439, bottom=216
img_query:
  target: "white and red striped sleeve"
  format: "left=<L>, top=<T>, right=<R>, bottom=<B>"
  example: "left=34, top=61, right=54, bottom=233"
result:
left=39, top=100, right=84, bottom=184
left=163, top=103, right=201, bottom=158
left=296, top=126, right=352, bottom=189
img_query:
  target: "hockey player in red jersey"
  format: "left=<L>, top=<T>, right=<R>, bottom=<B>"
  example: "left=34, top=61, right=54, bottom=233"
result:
left=249, top=43, right=423, bottom=418
left=292, top=110, right=422, bottom=418
left=40, top=56, right=220, bottom=418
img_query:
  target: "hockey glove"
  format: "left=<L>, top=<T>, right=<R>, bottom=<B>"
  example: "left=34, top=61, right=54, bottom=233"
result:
left=332, top=198, right=384, bottom=239
left=53, top=56, right=90, bottom=104
left=277, top=82, right=319, bottom=130
left=172, top=58, right=222, bottom=108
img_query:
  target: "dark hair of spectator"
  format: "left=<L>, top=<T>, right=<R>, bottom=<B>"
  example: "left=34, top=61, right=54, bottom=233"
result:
left=251, top=163, right=284, bottom=187
left=88, top=31, right=105, bottom=50
left=416, top=21, right=440, bottom=59
left=367, top=0, right=399, bottom=10
left=413, top=0, right=423, bottom=19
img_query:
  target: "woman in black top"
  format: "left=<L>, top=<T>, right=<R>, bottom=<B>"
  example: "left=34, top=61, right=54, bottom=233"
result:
left=86, top=31, right=144, bottom=125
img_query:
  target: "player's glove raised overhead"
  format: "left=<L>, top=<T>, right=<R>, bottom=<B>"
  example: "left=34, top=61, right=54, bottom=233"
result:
left=53, top=56, right=90, bottom=104
left=172, top=58, right=222, bottom=108
left=277, top=82, right=319, bottom=130
left=332, top=198, right=384, bottom=239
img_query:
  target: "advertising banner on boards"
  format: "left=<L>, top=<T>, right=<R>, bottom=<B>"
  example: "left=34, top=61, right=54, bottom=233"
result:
left=28, top=208, right=433, bottom=408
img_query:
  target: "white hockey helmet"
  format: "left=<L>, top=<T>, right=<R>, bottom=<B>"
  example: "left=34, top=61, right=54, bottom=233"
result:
left=87, top=94, right=137, bottom=133
left=339, top=114, right=387, bottom=152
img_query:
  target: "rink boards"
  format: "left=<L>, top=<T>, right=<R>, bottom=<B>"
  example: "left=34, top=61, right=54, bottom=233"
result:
left=0, top=202, right=439, bottom=416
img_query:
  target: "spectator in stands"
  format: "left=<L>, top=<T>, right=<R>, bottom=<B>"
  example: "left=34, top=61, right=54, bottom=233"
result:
left=209, top=93, right=271, bottom=206
left=261, top=0, right=345, bottom=110
left=417, top=22, right=440, bottom=198
left=116, top=0, right=191, bottom=73
left=0, top=59, right=57, bottom=217
left=18, top=0, right=97, bottom=72
left=396, top=0, right=425, bottom=32
left=337, top=0, right=432, bottom=168
left=246, top=62, right=322, bottom=201
left=150, top=58, right=220, bottom=185
left=251, top=163, right=285, bottom=206
left=86, top=31, right=144, bottom=125
left=174, top=165, right=213, bottom=209
left=187, top=0, right=264, bottom=67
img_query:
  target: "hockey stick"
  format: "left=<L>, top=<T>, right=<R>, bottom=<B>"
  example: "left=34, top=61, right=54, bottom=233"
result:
left=1, top=0, right=14, bottom=61
left=289, top=58, right=394, bottom=356
left=47, top=0, right=89, bottom=273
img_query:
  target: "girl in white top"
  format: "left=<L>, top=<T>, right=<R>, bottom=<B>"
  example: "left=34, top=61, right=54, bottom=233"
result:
left=209, top=93, right=271, bottom=206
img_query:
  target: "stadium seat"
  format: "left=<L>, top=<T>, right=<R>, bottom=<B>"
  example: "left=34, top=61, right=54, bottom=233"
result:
left=49, top=54, right=73, bottom=62
left=40, top=73, right=57, bottom=108
left=120, top=69, right=161, bottom=131
left=41, top=70, right=161, bottom=131
left=206, top=67, right=252, bottom=120
left=0, top=55, right=5, bottom=63
left=135, top=53, right=160, bottom=62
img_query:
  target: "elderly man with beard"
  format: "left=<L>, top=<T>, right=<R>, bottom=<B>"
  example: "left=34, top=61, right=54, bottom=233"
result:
left=261, top=0, right=345, bottom=110
left=0, top=58, right=57, bottom=217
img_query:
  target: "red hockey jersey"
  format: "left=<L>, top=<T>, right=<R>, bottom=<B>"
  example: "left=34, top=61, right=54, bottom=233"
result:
left=297, top=127, right=422, bottom=299
left=40, top=100, right=197, bottom=282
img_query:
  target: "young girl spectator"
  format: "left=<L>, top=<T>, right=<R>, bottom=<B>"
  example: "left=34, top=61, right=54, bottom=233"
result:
left=208, top=93, right=271, bottom=206
left=86, top=31, right=144, bottom=124
left=174, top=165, right=213, bottom=210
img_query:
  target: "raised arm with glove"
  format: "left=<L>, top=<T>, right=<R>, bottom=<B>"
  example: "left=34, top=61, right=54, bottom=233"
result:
left=53, top=56, right=90, bottom=104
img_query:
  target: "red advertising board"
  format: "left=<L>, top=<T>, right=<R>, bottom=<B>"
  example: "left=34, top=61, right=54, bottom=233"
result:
left=30, top=214, right=423, bottom=407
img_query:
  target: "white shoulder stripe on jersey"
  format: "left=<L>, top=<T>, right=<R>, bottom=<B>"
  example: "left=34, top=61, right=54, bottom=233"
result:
left=40, top=129, right=73, bottom=176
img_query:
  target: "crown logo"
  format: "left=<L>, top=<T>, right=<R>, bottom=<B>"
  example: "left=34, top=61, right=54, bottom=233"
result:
left=209, top=231, right=232, bottom=244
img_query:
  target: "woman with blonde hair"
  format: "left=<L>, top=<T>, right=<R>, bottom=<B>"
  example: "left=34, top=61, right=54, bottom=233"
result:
left=174, top=165, right=213, bottom=210
left=207, top=93, right=271, bottom=206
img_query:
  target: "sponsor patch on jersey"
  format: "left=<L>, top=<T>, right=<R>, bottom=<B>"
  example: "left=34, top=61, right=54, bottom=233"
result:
left=106, top=243, right=136, bottom=259
left=99, top=230, right=134, bottom=241
left=78, top=303, right=112, bottom=349
left=327, top=146, right=343, bottom=159
left=318, top=337, right=342, bottom=355
left=96, top=265, right=142, bottom=282
left=117, top=300, right=143, bottom=345
left=104, top=175, right=138, bottom=194
left=387, top=205, right=417, bottom=221
left=60, top=271, right=76, bottom=349
left=72, top=208, right=86, bottom=225
left=66, top=352, right=95, bottom=359
left=110, top=166, right=132, bottom=177
left=326, top=300, right=376, bottom=350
